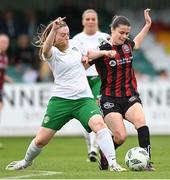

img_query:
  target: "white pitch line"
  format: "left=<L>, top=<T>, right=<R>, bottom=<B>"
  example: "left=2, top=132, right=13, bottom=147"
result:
left=2, top=170, right=63, bottom=179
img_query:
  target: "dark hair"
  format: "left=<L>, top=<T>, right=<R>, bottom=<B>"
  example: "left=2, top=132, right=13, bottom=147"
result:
left=110, top=15, right=131, bottom=29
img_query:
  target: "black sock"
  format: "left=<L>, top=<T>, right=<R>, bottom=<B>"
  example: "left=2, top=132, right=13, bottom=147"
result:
left=112, top=136, right=120, bottom=150
left=137, top=125, right=151, bottom=158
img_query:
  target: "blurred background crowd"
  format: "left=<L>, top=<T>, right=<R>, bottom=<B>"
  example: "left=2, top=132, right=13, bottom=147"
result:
left=0, top=0, right=170, bottom=83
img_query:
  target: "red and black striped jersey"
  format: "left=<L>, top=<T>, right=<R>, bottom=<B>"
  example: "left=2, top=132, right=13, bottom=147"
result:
left=89, top=38, right=138, bottom=97
left=0, top=53, right=8, bottom=90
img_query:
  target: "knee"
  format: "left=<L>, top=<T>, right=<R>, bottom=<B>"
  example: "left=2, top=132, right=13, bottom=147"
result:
left=89, top=115, right=107, bottom=133
left=94, top=121, right=107, bottom=133
left=35, top=137, right=49, bottom=148
left=114, top=131, right=127, bottom=145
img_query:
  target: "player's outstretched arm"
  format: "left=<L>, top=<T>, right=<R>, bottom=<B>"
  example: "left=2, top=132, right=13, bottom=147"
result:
left=133, top=9, right=152, bottom=49
left=42, top=17, right=65, bottom=59
left=88, top=50, right=116, bottom=60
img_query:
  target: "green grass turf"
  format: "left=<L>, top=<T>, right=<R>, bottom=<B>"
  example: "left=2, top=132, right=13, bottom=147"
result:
left=0, top=135, right=170, bottom=179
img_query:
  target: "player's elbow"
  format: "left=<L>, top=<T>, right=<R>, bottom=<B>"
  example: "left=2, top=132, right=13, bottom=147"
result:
left=134, top=43, right=141, bottom=49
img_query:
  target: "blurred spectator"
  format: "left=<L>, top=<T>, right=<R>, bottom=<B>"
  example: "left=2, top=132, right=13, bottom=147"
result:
left=23, top=10, right=40, bottom=38
left=12, top=34, right=39, bottom=83
left=157, top=69, right=169, bottom=79
left=0, top=10, right=25, bottom=64
left=0, top=10, right=22, bottom=41
left=14, top=34, right=38, bottom=68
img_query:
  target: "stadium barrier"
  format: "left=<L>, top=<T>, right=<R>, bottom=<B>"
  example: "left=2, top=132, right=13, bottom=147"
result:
left=0, top=81, right=170, bottom=136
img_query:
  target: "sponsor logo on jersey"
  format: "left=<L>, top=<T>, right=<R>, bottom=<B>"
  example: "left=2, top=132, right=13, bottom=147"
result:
left=116, top=56, right=133, bottom=65
left=103, top=102, right=114, bottom=109
left=109, top=60, right=116, bottom=67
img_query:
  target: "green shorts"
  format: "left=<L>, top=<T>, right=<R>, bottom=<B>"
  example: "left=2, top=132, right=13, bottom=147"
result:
left=87, top=76, right=101, bottom=100
left=42, top=97, right=102, bottom=132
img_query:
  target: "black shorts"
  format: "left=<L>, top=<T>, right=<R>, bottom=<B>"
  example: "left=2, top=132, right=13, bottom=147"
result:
left=100, top=94, right=142, bottom=118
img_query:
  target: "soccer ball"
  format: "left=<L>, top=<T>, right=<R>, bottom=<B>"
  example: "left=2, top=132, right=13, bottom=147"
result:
left=125, top=147, right=149, bottom=171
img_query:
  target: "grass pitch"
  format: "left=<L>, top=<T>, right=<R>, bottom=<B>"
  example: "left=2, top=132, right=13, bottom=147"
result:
left=0, top=135, right=170, bottom=179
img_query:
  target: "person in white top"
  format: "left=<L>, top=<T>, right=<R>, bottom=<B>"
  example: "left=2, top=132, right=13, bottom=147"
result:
left=73, top=9, right=109, bottom=162
left=5, top=17, right=126, bottom=172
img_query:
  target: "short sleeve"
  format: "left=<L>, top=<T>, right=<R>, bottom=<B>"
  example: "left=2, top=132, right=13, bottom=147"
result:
left=42, top=46, right=55, bottom=61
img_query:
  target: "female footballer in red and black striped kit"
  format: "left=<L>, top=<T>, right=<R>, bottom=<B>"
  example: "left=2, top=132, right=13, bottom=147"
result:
left=0, top=34, right=13, bottom=148
left=89, top=9, right=155, bottom=171
left=94, top=38, right=137, bottom=97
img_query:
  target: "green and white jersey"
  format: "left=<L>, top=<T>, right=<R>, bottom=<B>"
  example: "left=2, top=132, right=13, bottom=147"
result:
left=43, top=40, right=93, bottom=100
left=73, top=31, right=109, bottom=76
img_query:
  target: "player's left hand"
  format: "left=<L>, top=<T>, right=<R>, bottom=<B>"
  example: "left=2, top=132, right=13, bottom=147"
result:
left=105, top=50, right=116, bottom=58
left=144, top=9, right=152, bottom=26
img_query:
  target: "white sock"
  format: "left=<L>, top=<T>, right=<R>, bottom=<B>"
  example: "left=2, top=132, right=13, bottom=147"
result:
left=84, top=131, right=98, bottom=154
left=24, top=139, right=42, bottom=163
left=83, top=131, right=91, bottom=154
left=89, top=131, right=98, bottom=153
left=96, top=128, right=116, bottom=166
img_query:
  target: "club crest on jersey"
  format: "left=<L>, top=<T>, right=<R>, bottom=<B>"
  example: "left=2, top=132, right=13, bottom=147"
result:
left=109, top=60, right=116, bottom=67
left=122, top=44, right=130, bottom=53
left=103, top=102, right=114, bottom=109
left=43, top=115, right=50, bottom=124
left=98, top=38, right=104, bottom=43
